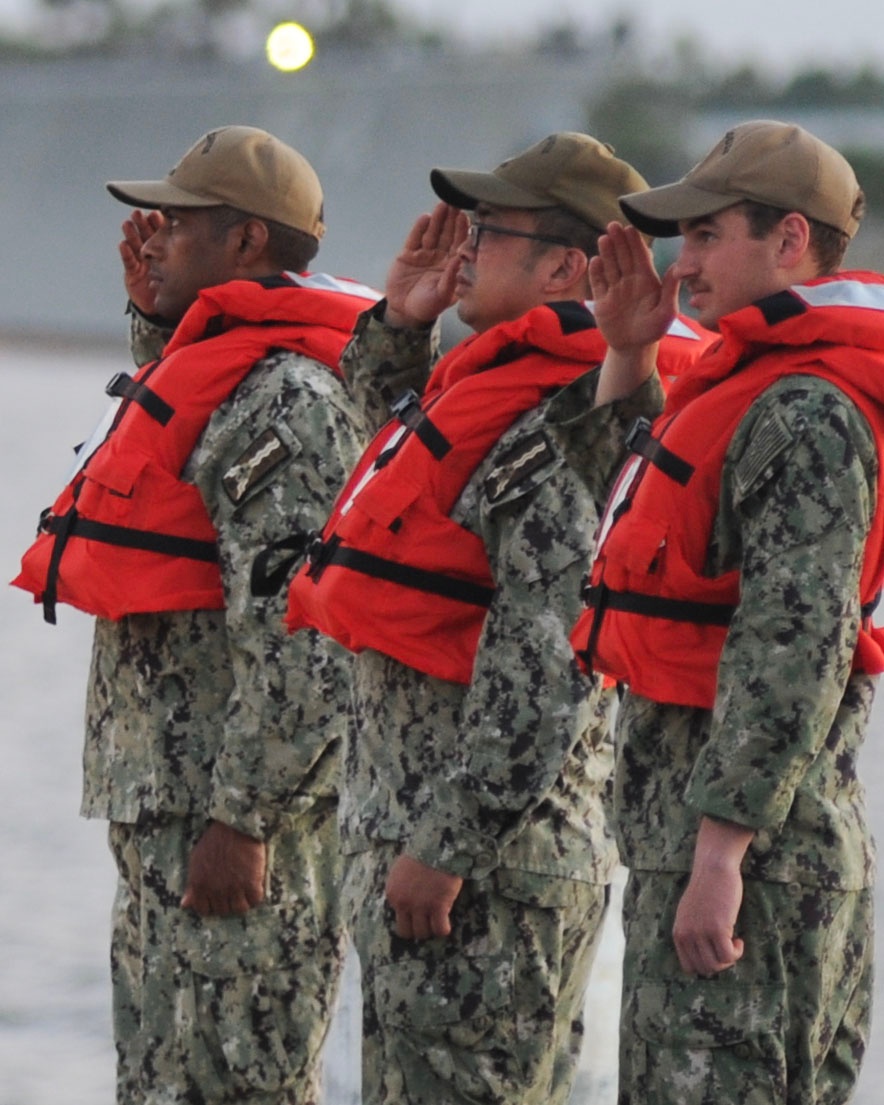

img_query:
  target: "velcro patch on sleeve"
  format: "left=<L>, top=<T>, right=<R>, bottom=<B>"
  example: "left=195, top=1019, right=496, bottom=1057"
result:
left=734, top=410, right=796, bottom=500
left=222, top=428, right=291, bottom=504
left=484, top=431, right=556, bottom=503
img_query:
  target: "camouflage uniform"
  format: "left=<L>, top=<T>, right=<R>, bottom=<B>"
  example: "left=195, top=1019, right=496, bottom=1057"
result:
left=549, top=370, right=878, bottom=1105
left=337, top=307, right=619, bottom=1105
left=83, top=306, right=365, bottom=1105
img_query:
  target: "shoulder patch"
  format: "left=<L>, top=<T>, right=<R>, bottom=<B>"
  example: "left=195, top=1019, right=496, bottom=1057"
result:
left=223, top=428, right=291, bottom=504
left=733, top=409, right=796, bottom=499
left=484, top=431, right=556, bottom=503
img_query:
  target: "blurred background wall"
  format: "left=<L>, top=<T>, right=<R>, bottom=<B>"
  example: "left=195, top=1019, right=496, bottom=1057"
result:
left=2, top=36, right=884, bottom=342
left=0, top=51, right=609, bottom=340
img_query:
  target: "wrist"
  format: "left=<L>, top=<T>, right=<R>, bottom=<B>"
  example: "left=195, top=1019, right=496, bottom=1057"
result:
left=692, top=815, right=755, bottom=873
left=595, top=342, right=660, bottom=406
left=125, top=298, right=174, bottom=328
left=376, top=298, right=435, bottom=331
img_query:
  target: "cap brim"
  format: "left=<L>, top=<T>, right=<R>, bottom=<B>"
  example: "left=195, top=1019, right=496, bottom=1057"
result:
left=105, top=179, right=220, bottom=210
left=430, top=167, right=548, bottom=211
left=620, top=183, right=745, bottom=237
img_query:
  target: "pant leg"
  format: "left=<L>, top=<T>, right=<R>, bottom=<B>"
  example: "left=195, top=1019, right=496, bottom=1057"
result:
left=618, top=869, right=873, bottom=1105
left=108, top=822, right=147, bottom=1105
left=344, top=846, right=607, bottom=1105
left=110, top=802, right=346, bottom=1105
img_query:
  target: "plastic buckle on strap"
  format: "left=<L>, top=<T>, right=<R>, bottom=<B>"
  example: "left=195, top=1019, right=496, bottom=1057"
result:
left=37, top=506, right=54, bottom=537
left=390, top=389, right=421, bottom=423
left=389, top=388, right=451, bottom=460
left=624, top=415, right=693, bottom=486
left=105, top=372, right=130, bottom=399
left=104, top=372, right=175, bottom=426
left=305, top=533, right=340, bottom=580
left=625, top=416, right=652, bottom=454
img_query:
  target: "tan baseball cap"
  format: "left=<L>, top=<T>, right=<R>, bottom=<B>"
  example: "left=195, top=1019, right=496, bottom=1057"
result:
left=106, top=125, right=325, bottom=239
left=620, top=119, right=862, bottom=239
left=430, top=132, right=649, bottom=234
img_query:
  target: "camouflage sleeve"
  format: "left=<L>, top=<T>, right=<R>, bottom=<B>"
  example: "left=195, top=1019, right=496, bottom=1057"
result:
left=407, top=424, right=605, bottom=878
left=545, top=369, right=665, bottom=503
left=126, top=301, right=175, bottom=367
left=686, top=375, right=879, bottom=831
left=192, top=351, right=365, bottom=839
left=339, top=301, right=440, bottom=435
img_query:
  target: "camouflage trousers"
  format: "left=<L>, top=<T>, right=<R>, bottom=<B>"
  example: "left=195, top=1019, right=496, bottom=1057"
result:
left=107, top=800, right=346, bottom=1105
left=619, top=868, right=874, bottom=1105
left=342, top=844, right=609, bottom=1105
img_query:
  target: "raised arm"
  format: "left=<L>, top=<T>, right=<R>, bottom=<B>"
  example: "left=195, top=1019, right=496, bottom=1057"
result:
left=383, top=202, right=468, bottom=328
left=118, top=208, right=164, bottom=316
left=590, top=222, right=681, bottom=406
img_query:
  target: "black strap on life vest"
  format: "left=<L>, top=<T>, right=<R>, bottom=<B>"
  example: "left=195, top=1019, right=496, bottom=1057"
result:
left=389, top=389, right=452, bottom=460
left=250, top=533, right=311, bottom=597
left=39, top=509, right=218, bottom=624
left=43, top=513, right=218, bottom=561
left=576, top=579, right=735, bottom=672
left=305, top=533, right=495, bottom=608
left=105, top=372, right=175, bottom=427
left=625, top=417, right=694, bottom=486
left=40, top=506, right=75, bottom=625
left=581, top=583, right=735, bottom=626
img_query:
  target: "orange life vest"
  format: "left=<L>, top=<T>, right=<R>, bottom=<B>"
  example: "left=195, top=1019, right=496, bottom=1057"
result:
left=571, top=272, right=884, bottom=708
left=286, top=301, right=711, bottom=684
left=12, top=273, right=379, bottom=623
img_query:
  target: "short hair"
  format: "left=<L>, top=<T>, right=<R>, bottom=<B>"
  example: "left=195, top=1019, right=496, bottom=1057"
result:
left=530, top=205, right=604, bottom=260
left=738, top=198, right=860, bottom=276
left=208, top=204, right=320, bottom=272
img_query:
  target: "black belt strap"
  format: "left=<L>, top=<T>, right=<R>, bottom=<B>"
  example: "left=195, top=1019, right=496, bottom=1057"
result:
left=44, top=512, right=218, bottom=562
left=582, top=584, right=735, bottom=626
left=105, top=372, right=175, bottom=427
left=39, top=510, right=218, bottom=625
left=309, top=539, right=494, bottom=608
left=625, top=417, right=694, bottom=486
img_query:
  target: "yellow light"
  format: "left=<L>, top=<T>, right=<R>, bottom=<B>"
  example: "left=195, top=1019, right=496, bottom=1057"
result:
left=266, top=22, right=315, bottom=72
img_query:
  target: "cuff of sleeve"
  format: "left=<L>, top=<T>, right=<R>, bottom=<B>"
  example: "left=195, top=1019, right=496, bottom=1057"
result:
left=359, top=298, right=439, bottom=348
left=126, top=300, right=176, bottom=367
left=125, top=299, right=175, bottom=329
left=208, top=790, right=278, bottom=842
left=686, top=786, right=780, bottom=836
left=544, top=366, right=601, bottom=428
left=407, top=820, right=501, bottom=880
left=546, top=371, right=665, bottom=498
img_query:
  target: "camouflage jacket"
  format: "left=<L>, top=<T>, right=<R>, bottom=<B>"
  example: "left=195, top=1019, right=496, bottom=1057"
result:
left=81, top=303, right=365, bottom=839
left=335, top=306, right=621, bottom=888
left=551, top=368, right=879, bottom=891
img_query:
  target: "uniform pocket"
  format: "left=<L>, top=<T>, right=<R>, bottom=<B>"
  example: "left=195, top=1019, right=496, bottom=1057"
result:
left=629, top=978, right=787, bottom=1105
left=171, top=904, right=323, bottom=1098
left=375, top=949, right=513, bottom=1031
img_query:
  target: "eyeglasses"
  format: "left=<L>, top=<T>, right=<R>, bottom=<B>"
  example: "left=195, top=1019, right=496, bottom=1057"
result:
left=465, top=221, right=571, bottom=252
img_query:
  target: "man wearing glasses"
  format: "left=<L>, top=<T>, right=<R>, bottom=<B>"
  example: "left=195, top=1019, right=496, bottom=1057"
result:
left=287, top=132, right=710, bottom=1105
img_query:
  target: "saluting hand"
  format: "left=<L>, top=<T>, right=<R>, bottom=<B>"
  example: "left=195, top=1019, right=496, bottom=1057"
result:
left=383, top=203, right=468, bottom=328
left=589, top=222, right=680, bottom=352
left=118, top=208, right=164, bottom=316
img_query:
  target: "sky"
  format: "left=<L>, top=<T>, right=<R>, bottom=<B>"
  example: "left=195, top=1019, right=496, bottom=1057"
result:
left=396, top=0, right=884, bottom=73
left=0, top=0, right=882, bottom=77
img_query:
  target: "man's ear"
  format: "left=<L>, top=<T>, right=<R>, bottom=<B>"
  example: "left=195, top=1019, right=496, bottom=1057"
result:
left=777, top=212, right=812, bottom=270
left=233, top=217, right=271, bottom=265
left=545, top=246, right=590, bottom=295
